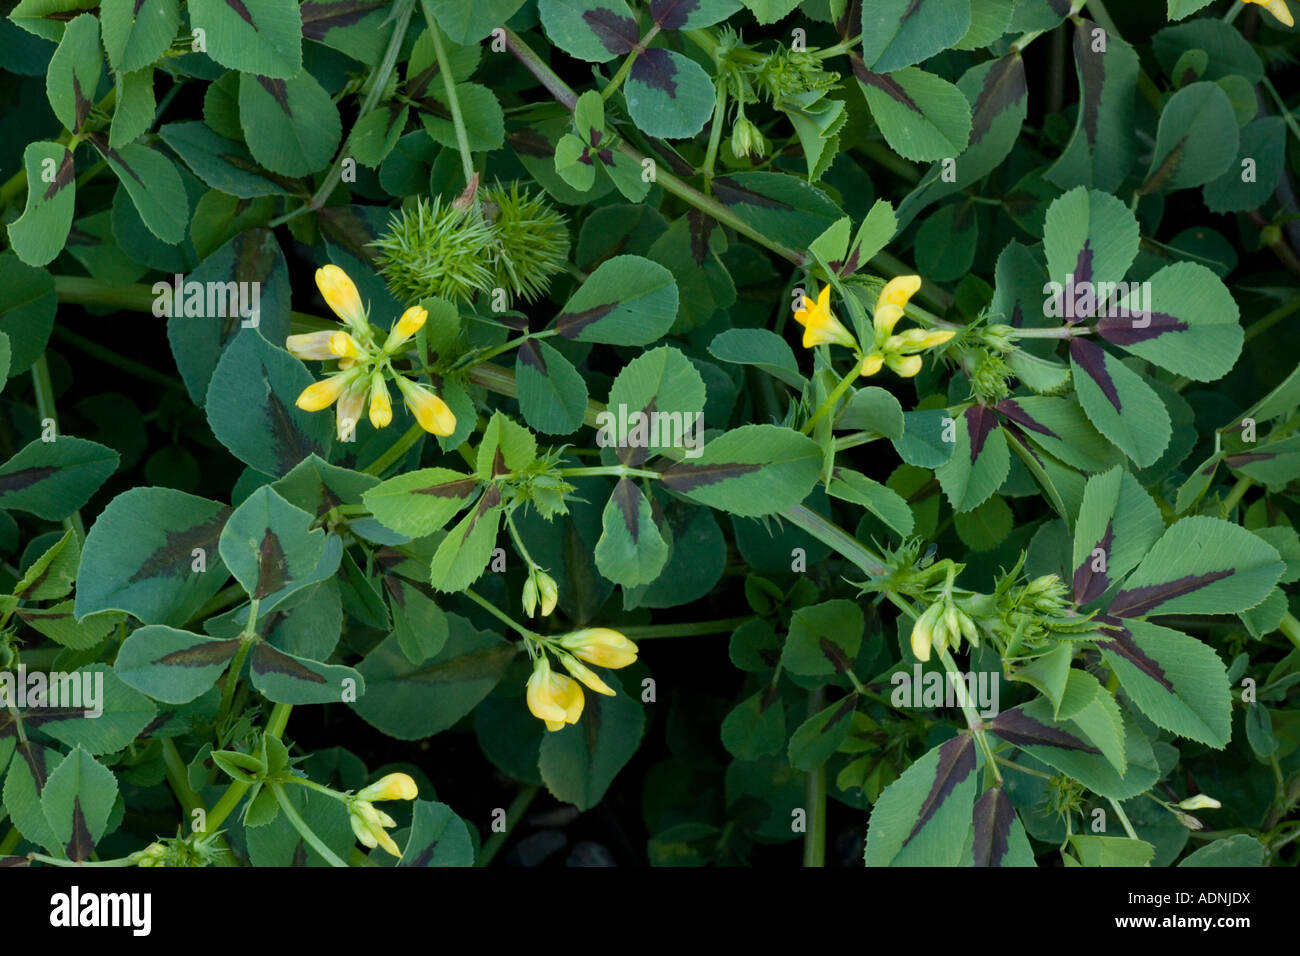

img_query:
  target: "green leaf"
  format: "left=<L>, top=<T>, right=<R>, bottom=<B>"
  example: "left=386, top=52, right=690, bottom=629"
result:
left=45, top=13, right=100, bottom=133
left=782, top=599, right=863, bottom=679
left=516, top=340, right=591, bottom=435
left=189, top=0, right=303, bottom=78
left=249, top=642, right=363, bottom=705
left=721, top=689, right=786, bottom=760
left=100, top=0, right=179, bottom=72
left=238, top=71, right=343, bottom=177
left=419, top=83, right=504, bottom=152
left=953, top=494, right=1012, bottom=550
left=993, top=396, right=1112, bottom=472
left=40, top=747, right=118, bottom=861
left=115, top=625, right=239, bottom=703
left=0, top=255, right=55, bottom=374
left=8, top=0, right=99, bottom=41
left=1179, top=835, right=1267, bottom=867
left=75, top=487, right=232, bottom=626
left=7, top=143, right=76, bottom=266
left=659, top=425, right=821, bottom=517
left=788, top=694, right=859, bottom=771
left=603, top=345, right=707, bottom=463
left=1069, top=833, right=1154, bottom=867
left=595, top=479, right=670, bottom=587
left=110, top=68, right=156, bottom=149
left=828, top=468, right=914, bottom=537
left=712, top=171, right=844, bottom=248
left=1045, top=20, right=1139, bottom=194
left=538, top=672, right=645, bottom=810
left=1097, top=619, right=1231, bottom=748
left=14, top=526, right=79, bottom=600
left=2, top=743, right=61, bottom=854
left=1070, top=466, right=1164, bottom=605
left=853, top=62, right=972, bottom=163
left=935, top=406, right=1008, bottom=512
left=865, top=735, right=978, bottom=866
left=837, top=386, right=904, bottom=438
left=363, top=468, right=480, bottom=538
left=34, top=666, right=158, bottom=756
left=159, top=121, right=299, bottom=198
left=1043, top=187, right=1139, bottom=305
left=860, top=0, right=972, bottom=73
left=626, top=48, right=716, bottom=139
left=219, top=485, right=338, bottom=607
left=1108, top=516, right=1284, bottom=619
left=351, top=614, right=516, bottom=739
left=537, top=0, right=636, bottom=62
left=205, top=332, right=333, bottom=476
left=388, top=577, right=449, bottom=664
left=553, top=255, right=679, bottom=345
left=427, top=492, right=502, bottom=592
left=1069, top=339, right=1171, bottom=468
left=1094, top=263, right=1241, bottom=382
left=94, top=140, right=189, bottom=245
left=0, top=437, right=118, bottom=520
left=424, top=0, right=526, bottom=43
left=399, top=799, right=476, bottom=865
left=1139, top=82, right=1238, bottom=195
left=1008, top=640, right=1072, bottom=714
left=1204, top=117, right=1286, bottom=214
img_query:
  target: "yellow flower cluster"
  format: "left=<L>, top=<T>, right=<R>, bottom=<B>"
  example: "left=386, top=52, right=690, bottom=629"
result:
left=525, top=628, right=638, bottom=731
left=791, top=275, right=955, bottom=378
left=289, top=265, right=456, bottom=440
left=347, top=772, right=419, bottom=857
left=1243, top=0, right=1294, bottom=27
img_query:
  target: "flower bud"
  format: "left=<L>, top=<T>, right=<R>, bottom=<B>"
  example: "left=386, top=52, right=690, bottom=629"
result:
left=356, top=772, right=418, bottom=802
left=729, top=117, right=768, bottom=159
left=1176, top=794, right=1221, bottom=811
left=522, top=575, right=539, bottom=618
left=536, top=572, right=558, bottom=617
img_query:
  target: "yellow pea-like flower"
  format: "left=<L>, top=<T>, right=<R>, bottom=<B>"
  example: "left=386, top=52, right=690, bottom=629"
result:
left=557, top=628, right=638, bottom=669
left=557, top=651, right=616, bottom=697
left=368, top=375, right=392, bottom=429
left=1243, top=0, right=1294, bottom=27
left=859, top=351, right=884, bottom=377
left=286, top=331, right=338, bottom=361
left=295, top=372, right=354, bottom=412
left=349, top=800, right=401, bottom=857
left=384, top=305, right=429, bottom=352
left=356, top=772, right=419, bottom=803
left=336, top=383, right=365, bottom=441
left=316, top=264, right=366, bottom=328
left=394, top=378, right=457, bottom=436
left=793, top=285, right=857, bottom=350
left=329, top=331, right=363, bottom=360
left=910, top=604, right=940, bottom=663
left=877, top=274, right=922, bottom=312
left=526, top=655, right=584, bottom=732
left=887, top=354, right=924, bottom=378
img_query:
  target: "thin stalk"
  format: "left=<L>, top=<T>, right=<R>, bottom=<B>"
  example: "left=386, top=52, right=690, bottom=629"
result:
left=603, top=24, right=661, bottom=100
left=619, top=616, right=755, bottom=639
left=801, top=361, right=861, bottom=434
left=423, top=0, right=476, bottom=186
left=477, top=784, right=540, bottom=866
left=802, top=687, right=827, bottom=867
left=556, top=465, right=661, bottom=480
left=271, top=783, right=348, bottom=867
left=463, top=587, right=535, bottom=639
left=161, top=739, right=204, bottom=818
left=1108, top=797, right=1140, bottom=840
left=364, top=422, right=424, bottom=476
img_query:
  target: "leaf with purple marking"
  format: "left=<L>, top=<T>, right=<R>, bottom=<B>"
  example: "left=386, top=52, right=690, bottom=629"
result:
left=788, top=693, right=859, bottom=771
left=39, top=747, right=117, bottom=862
left=864, top=734, right=978, bottom=866
left=781, top=599, right=863, bottom=679
left=1226, top=435, right=1300, bottom=492
left=1071, top=467, right=1164, bottom=606
left=711, top=171, right=844, bottom=248
left=1139, top=81, right=1238, bottom=195
left=159, top=121, right=301, bottom=199
left=859, top=0, right=972, bottom=74
left=934, top=405, right=1009, bottom=513
left=7, top=142, right=76, bottom=266
left=604, top=345, right=707, bottom=467
left=552, top=254, right=678, bottom=345
left=650, top=0, right=741, bottom=29
left=1045, top=20, right=1139, bottom=194
left=100, top=0, right=179, bottom=72
left=301, top=0, right=394, bottom=63
left=1096, top=618, right=1232, bottom=747
left=238, top=71, right=342, bottom=177
left=188, top=0, right=303, bottom=78
left=93, top=137, right=189, bottom=244
left=428, top=487, right=503, bottom=592
left=1108, top=515, right=1283, bottom=619
left=1069, top=338, right=1171, bottom=468
left=994, top=395, right=1113, bottom=473
left=219, top=485, right=339, bottom=610
left=76, top=487, right=232, bottom=626
left=594, top=478, right=671, bottom=587
left=626, top=47, right=716, bottom=139
left=363, top=467, right=481, bottom=539
left=44, top=13, right=99, bottom=134
left=114, top=625, right=241, bottom=703
left=972, top=787, right=1035, bottom=867
left=1094, top=262, right=1241, bottom=382
left=249, top=642, right=364, bottom=705
left=0, top=436, right=118, bottom=522
left=659, top=425, right=821, bottom=517
left=537, top=0, right=638, bottom=62
left=398, top=800, right=476, bottom=866
left=1042, top=187, right=1139, bottom=321
left=852, top=59, right=972, bottom=163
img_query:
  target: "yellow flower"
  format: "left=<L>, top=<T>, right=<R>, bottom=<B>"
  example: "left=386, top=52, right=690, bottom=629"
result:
left=887, top=354, right=923, bottom=378
left=349, top=799, right=401, bottom=857
left=356, top=772, right=419, bottom=802
left=872, top=276, right=921, bottom=339
left=537, top=573, right=558, bottom=617
left=316, top=264, right=366, bottom=328
left=394, top=377, right=457, bottom=436
left=892, top=328, right=957, bottom=353
left=295, top=371, right=356, bottom=412
left=329, top=331, right=363, bottom=360
left=910, top=604, right=940, bottom=663
left=556, top=628, right=638, bottom=668
left=859, top=352, right=884, bottom=377
left=793, top=285, right=857, bottom=350
left=1244, top=0, right=1294, bottom=27
left=383, top=305, right=428, bottom=352
left=368, top=375, right=392, bottom=429
left=556, top=651, right=615, bottom=696
left=286, top=331, right=338, bottom=361
left=336, top=382, right=365, bottom=441
left=526, top=655, right=584, bottom=732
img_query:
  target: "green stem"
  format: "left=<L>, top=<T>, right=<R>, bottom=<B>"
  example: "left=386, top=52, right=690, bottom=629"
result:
left=477, top=784, right=540, bottom=867
left=1108, top=797, right=1140, bottom=840
left=556, top=464, right=662, bottom=480
left=463, top=587, right=535, bottom=639
left=0, top=826, right=21, bottom=856
left=1221, top=475, right=1254, bottom=515
left=1261, top=76, right=1300, bottom=147
left=52, top=325, right=188, bottom=392
left=618, top=616, right=755, bottom=639
left=1279, top=612, right=1300, bottom=651
left=802, top=687, right=827, bottom=867
left=215, top=640, right=254, bottom=730
left=801, top=361, right=861, bottom=434
left=700, top=80, right=728, bottom=177
left=423, top=0, right=476, bottom=186
left=161, top=739, right=204, bottom=818
left=31, top=355, right=85, bottom=541
left=364, top=422, right=424, bottom=476
left=779, top=504, right=888, bottom=577
left=271, top=783, right=349, bottom=867
left=603, top=24, right=661, bottom=100
left=1245, top=296, right=1300, bottom=342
